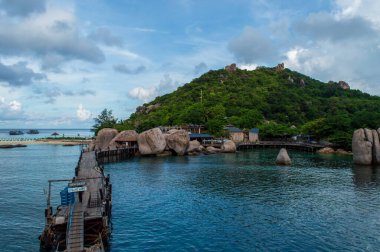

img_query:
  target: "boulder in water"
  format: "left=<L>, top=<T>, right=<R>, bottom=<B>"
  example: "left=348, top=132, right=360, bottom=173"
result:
left=276, top=148, right=291, bottom=165
left=137, top=128, right=166, bottom=155
left=352, top=129, right=373, bottom=165
left=165, top=129, right=190, bottom=156
left=221, top=140, right=236, bottom=153
left=206, top=146, right=221, bottom=154
left=95, top=128, right=118, bottom=151
left=187, top=140, right=201, bottom=153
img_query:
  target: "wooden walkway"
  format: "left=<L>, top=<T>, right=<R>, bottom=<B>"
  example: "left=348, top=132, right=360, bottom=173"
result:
left=66, top=203, right=84, bottom=251
left=40, top=150, right=112, bottom=251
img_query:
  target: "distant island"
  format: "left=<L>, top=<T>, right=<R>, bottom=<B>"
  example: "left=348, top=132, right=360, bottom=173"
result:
left=93, top=63, right=380, bottom=150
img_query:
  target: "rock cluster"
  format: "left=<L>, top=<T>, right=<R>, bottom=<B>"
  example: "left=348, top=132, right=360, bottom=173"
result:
left=135, top=103, right=160, bottom=114
left=338, top=81, right=350, bottom=90
left=90, top=127, right=238, bottom=157
left=275, top=63, right=285, bottom=71
left=352, top=128, right=380, bottom=165
left=225, top=63, right=237, bottom=72
left=317, top=147, right=351, bottom=155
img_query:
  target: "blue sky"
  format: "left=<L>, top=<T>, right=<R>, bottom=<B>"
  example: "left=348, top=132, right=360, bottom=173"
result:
left=0, top=0, right=379, bottom=128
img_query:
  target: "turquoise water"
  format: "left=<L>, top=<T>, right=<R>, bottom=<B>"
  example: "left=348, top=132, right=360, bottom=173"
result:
left=0, top=146, right=380, bottom=251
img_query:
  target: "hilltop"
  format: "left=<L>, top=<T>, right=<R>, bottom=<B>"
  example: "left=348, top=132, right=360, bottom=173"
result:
left=111, top=64, right=380, bottom=149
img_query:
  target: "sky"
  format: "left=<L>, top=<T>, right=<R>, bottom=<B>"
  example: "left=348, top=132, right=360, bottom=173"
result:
left=0, top=0, right=379, bottom=129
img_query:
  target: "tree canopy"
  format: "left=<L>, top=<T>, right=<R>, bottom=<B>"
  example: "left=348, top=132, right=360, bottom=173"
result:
left=101, top=65, right=380, bottom=149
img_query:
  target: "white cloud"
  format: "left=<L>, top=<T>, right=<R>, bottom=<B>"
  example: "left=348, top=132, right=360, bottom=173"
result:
left=9, top=100, right=22, bottom=112
left=238, top=64, right=257, bottom=71
left=76, top=104, right=92, bottom=121
left=0, top=96, right=25, bottom=120
left=128, top=87, right=157, bottom=102
left=0, top=5, right=104, bottom=68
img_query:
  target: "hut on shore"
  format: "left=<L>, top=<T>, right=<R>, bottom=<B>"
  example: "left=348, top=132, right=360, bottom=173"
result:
left=249, top=128, right=259, bottom=142
left=189, top=133, right=213, bottom=143
left=225, top=126, right=244, bottom=142
left=112, top=130, right=138, bottom=148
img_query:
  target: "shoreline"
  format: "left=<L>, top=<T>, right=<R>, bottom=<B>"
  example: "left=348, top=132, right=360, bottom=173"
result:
left=0, top=139, right=92, bottom=146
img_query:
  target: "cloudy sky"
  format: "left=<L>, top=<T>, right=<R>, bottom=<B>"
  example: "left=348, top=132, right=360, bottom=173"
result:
left=0, top=0, right=379, bottom=128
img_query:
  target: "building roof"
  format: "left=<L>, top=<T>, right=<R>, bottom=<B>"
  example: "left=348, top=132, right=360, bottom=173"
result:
left=189, top=133, right=212, bottom=138
left=225, top=126, right=243, bottom=133
left=250, top=128, right=259, bottom=133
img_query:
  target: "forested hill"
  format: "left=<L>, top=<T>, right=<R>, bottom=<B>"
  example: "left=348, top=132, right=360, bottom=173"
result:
left=123, top=64, right=380, bottom=148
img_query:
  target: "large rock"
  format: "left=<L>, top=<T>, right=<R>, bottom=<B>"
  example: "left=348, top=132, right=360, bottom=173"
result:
left=165, top=129, right=189, bottom=156
left=95, top=128, right=118, bottom=151
left=221, top=140, right=236, bottom=153
left=138, top=128, right=167, bottom=155
left=352, top=129, right=373, bottom=165
left=372, top=129, right=380, bottom=164
left=206, top=146, right=221, bottom=154
left=109, top=130, right=138, bottom=149
left=317, top=147, right=335, bottom=154
left=364, top=128, right=373, bottom=144
left=276, top=148, right=291, bottom=165
left=187, top=140, right=201, bottom=153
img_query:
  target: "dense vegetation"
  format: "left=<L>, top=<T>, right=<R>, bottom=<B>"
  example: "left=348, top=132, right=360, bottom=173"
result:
left=95, top=66, right=380, bottom=149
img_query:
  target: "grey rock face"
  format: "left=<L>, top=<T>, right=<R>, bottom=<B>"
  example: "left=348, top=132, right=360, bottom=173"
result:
left=372, top=129, right=380, bottom=164
left=352, top=129, right=373, bottom=165
left=221, top=140, right=236, bottom=153
left=95, top=128, right=118, bottom=151
left=165, top=129, right=190, bottom=156
left=137, top=128, right=167, bottom=155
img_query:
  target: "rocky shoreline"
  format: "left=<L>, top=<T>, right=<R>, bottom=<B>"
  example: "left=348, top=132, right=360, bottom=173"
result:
left=88, top=127, right=237, bottom=156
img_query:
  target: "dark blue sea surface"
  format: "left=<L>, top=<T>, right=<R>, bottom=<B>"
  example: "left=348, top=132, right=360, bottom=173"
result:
left=0, top=146, right=380, bottom=251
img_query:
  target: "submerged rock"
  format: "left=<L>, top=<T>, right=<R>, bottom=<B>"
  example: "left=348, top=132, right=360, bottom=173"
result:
left=276, top=148, right=291, bottom=165
left=221, top=140, right=236, bottom=153
left=352, top=129, right=373, bottom=165
left=156, top=151, right=172, bottom=157
left=165, top=129, right=189, bottom=156
left=336, top=149, right=352, bottom=155
left=138, top=127, right=167, bottom=155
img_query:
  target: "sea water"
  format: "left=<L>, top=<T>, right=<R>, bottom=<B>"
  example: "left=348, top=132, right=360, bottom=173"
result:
left=0, top=129, right=93, bottom=140
left=0, top=146, right=379, bottom=251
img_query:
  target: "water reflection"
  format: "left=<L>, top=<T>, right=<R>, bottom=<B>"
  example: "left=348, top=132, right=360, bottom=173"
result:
left=352, top=165, right=380, bottom=188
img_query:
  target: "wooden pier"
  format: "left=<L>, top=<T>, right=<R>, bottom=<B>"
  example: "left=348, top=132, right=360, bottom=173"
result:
left=237, top=141, right=325, bottom=152
left=39, top=150, right=112, bottom=251
left=96, top=147, right=138, bottom=164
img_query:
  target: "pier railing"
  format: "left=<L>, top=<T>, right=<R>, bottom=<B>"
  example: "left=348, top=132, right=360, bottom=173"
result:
left=96, top=147, right=138, bottom=164
left=237, top=141, right=325, bottom=152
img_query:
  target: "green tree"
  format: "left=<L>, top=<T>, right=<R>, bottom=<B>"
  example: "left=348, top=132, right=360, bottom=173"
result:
left=92, top=109, right=117, bottom=135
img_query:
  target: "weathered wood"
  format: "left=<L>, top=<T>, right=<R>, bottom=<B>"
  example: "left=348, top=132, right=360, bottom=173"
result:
left=40, top=150, right=112, bottom=252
